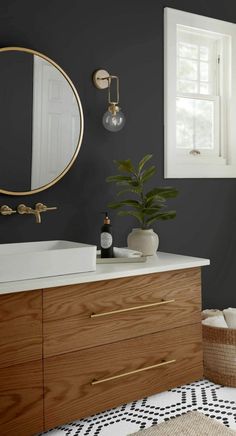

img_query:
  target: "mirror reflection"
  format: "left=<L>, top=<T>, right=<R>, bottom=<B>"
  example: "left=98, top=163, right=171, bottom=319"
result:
left=0, top=48, right=83, bottom=193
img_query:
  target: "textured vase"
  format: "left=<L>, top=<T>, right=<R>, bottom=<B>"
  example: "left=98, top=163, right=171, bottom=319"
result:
left=127, top=228, right=159, bottom=256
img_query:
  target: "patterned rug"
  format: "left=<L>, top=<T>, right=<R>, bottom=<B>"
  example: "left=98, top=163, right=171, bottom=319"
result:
left=129, top=412, right=236, bottom=435
left=40, top=379, right=236, bottom=436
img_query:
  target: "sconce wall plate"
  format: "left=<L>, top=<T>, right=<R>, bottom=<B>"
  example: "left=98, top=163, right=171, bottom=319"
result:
left=93, top=69, right=110, bottom=89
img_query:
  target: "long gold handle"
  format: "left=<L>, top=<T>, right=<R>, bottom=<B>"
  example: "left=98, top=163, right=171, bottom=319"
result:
left=91, top=359, right=176, bottom=385
left=90, top=299, right=175, bottom=318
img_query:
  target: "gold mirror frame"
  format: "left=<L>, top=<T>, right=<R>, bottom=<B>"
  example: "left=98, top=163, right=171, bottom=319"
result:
left=0, top=46, right=84, bottom=196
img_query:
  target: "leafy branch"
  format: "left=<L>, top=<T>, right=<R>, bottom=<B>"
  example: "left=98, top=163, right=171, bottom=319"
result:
left=106, top=154, right=178, bottom=229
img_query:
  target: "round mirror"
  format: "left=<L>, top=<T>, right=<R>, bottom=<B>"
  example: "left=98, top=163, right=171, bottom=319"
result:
left=0, top=47, right=84, bottom=195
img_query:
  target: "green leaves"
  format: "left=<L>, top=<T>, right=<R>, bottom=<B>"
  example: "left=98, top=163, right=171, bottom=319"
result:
left=138, top=154, right=153, bottom=172
left=146, top=186, right=178, bottom=199
left=113, top=159, right=134, bottom=174
left=117, top=186, right=142, bottom=196
left=141, top=206, right=162, bottom=215
left=145, top=186, right=178, bottom=207
left=108, top=199, right=141, bottom=209
left=146, top=211, right=176, bottom=226
left=117, top=210, right=144, bottom=226
left=141, top=165, right=156, bottom=183
left=106, top=154, right=178, bottom=228
left=106, top=175, right=132, bottom=183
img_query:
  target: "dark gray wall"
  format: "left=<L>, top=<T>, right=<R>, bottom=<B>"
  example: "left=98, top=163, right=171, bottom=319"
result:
left=0, top=0, right=235, bottom=309
left=0, top=51, right=33, bottom=190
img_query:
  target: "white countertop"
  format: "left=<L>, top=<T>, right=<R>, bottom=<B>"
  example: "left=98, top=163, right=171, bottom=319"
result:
left=0, top=251, right=210, bottom=295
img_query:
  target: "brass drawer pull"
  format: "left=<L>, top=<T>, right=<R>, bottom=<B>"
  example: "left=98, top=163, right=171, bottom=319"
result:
left=90, top=299, right=175, bottom=318
left=91, top=359, right=176, bottom=385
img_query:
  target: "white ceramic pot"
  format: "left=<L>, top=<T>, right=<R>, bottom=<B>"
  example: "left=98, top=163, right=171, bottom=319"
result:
left=127, top=228, right=159, bottom=256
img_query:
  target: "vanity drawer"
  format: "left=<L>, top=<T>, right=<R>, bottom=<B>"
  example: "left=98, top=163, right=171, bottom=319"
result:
left=0, top=290, right=42, bottom=368
left=44, top=323, right=203, bottom=429
left=43, top=267, right=201, bottom=357
left=0, top=359, right=44, bottom=436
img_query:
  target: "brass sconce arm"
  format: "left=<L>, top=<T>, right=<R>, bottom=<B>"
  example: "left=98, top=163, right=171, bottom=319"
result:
left=17, top=203, right=57, bottom=224
left=94, top=72, right=120, bottom=105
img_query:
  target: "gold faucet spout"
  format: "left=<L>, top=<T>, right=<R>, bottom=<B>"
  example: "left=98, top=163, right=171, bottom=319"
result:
left=17, top=204, right=41, bottom=224
left=35, top=211, right=41, bottom=224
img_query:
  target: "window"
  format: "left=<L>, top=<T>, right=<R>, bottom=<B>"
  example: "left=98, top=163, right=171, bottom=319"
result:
left=176, top=27, right=223, bottom=158
left=164, top=8, right=236, bottom=178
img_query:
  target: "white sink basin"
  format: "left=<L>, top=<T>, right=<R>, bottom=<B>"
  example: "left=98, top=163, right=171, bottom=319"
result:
left=0, top=240, right=97, bottom=282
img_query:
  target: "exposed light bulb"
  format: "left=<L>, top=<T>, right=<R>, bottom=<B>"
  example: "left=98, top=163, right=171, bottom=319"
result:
left=102, top=104, right=125, bottom=132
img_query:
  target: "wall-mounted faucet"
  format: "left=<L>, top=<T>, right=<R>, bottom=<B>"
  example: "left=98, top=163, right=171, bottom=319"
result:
left=17, top=203, right=57, bottom=223
left=0, top=203, right=57, bottom=223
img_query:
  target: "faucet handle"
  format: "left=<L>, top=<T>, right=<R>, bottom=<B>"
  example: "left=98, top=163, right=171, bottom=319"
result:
left=17, top=204, right=28, bottom=214
left=0, top=205, right=17, bottom=216
left=35, top=203, right=58, bottom=212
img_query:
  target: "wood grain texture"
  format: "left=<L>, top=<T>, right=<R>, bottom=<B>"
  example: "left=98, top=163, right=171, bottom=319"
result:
left=43, top=268, right=201, bottom=357
left=44, top=323, right=203, bottom=430
left=0, top=290, right=42, bottom=368
left=0, top=360, right=44, bottom=436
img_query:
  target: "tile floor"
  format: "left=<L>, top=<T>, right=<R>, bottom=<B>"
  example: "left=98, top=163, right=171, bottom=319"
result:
left=40, top=379, right=236, bottom=436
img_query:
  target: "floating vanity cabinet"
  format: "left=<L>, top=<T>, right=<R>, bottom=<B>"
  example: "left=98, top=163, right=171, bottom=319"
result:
left=0, top=290, right=43, bottom=436
left=0, top=252, right=209, bottom=435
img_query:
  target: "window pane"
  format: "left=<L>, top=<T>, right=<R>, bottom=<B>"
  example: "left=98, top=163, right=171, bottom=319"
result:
left=200, top=46, right=209, bottom=61
left=178, top=42, right=198, bottom=59
left=195, top=100, right=214, bottom=149
left=200, top=62, right=209, bottom=81
left=176, top=97, right=214, bottom=150
left=178, top=80, right=198, bottom=93
left=177, top=27, right=219, bottom=97
left=176, top=98, right=194, bottom=149
left=178, top=58, right=198, bottom=80
left=200, top=83, right=209, bottom=94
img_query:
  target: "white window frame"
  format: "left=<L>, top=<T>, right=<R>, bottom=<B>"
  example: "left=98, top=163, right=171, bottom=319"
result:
left=164, top=8, right=236, bottom=178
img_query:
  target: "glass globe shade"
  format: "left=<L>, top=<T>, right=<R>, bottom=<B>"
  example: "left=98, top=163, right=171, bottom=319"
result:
left=102, top=109, right=125, bottom=132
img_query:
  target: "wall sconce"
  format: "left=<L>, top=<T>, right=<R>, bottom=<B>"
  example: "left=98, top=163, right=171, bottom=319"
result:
left=93, top=69, right=125, bottom=132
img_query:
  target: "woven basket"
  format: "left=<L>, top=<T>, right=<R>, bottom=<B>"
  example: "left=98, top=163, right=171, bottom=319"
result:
left=203, top=324, right=236, bottom=387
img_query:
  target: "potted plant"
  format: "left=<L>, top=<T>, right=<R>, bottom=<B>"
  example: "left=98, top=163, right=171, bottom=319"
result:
left=106, top=154, right=178, bottom=255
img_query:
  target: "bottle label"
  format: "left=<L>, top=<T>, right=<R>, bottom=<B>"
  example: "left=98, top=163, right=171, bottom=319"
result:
left=101, top=232, right=113, bottom=249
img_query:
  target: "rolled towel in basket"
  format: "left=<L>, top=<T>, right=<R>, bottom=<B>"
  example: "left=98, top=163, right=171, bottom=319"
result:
left=202, top=309, right=223, bottom=320
left=113, top=247, right=143, bottom=258
left=202, top=315, right=228, bottom=328
left=223, top=308, right=236, bottom=329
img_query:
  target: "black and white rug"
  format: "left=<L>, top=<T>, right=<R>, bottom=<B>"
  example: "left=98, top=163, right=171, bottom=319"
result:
left=41, top=379, right=236, bottom=436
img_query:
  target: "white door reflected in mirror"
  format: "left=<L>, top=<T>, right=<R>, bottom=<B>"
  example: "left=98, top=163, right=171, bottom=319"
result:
left=31, top=57, right=81, bottom=189
left=164, top=8, right=236, bottom=178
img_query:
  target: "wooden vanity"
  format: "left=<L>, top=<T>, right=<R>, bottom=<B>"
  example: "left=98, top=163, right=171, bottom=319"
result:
left=0, top=252, right=209, bottom=435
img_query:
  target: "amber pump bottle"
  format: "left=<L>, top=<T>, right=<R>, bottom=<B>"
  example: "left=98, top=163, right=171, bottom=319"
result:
left=101, top=212, right=113, bottom=258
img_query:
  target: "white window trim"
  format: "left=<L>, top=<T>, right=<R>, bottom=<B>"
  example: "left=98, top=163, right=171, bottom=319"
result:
left=164, top=8, right=236, bottom=178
